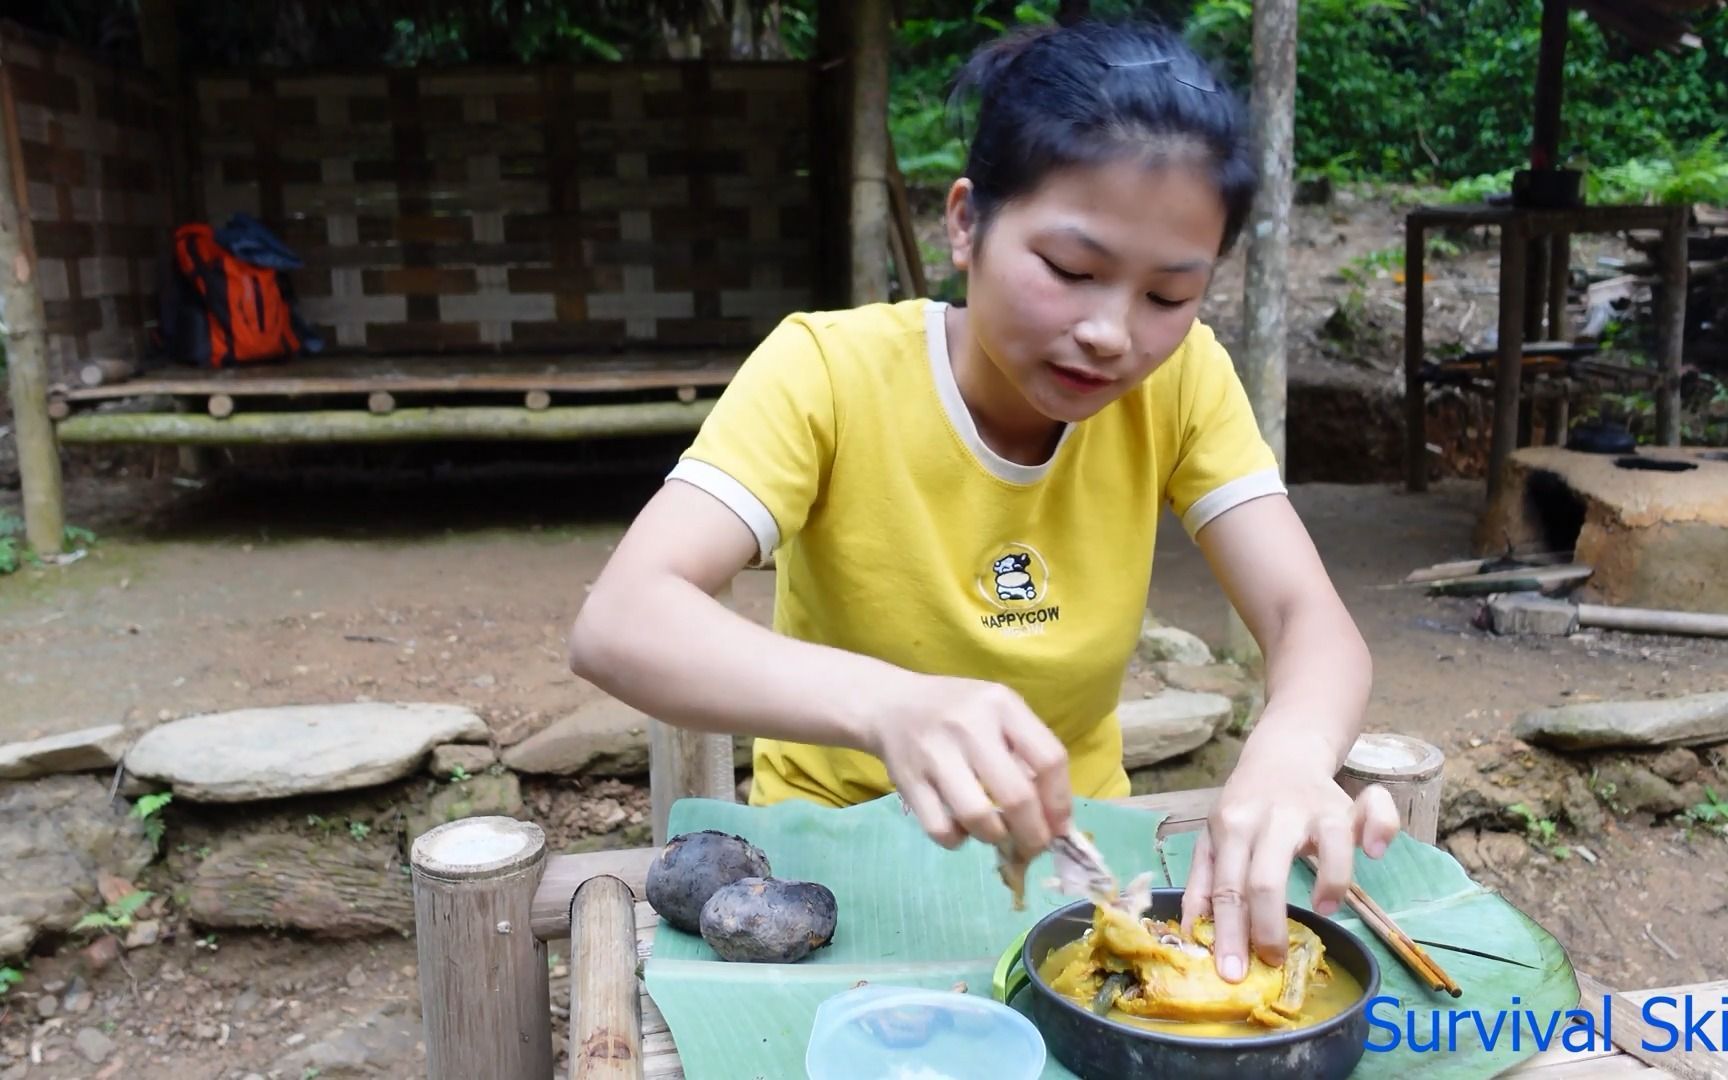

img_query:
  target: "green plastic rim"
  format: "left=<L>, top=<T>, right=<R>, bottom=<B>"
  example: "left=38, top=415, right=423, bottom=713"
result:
left=992, top=926, right=1032, bottom=1003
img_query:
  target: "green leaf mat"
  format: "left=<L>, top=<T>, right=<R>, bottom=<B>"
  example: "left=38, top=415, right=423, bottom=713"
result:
left=642, top=795, right=1580, bottom=1080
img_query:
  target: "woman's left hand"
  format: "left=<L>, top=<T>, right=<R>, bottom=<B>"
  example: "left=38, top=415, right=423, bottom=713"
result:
left=1179, top=729, right=1400, bottom=983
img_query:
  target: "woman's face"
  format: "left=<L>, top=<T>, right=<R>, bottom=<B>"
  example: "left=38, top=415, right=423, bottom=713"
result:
left=945, top=158, right=1228, bottom=424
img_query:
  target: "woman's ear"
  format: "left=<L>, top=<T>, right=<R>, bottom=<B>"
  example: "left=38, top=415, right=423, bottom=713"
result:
left=944, top=178, right=977, bottom=271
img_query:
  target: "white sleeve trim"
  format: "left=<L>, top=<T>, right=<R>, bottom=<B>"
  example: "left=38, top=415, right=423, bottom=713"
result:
left=666, top=458, right=781, bottom=565
left=1180, top=467, right=1288, bottom=538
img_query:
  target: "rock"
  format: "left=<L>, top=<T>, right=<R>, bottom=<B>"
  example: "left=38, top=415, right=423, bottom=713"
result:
left=125, top=702, right=487, bottom=802
left=276, top=1003, right=423, bottom=1078
left=1130, top=733, right=1243, bottom=797
left=1438, top=738, right=1580, bottom=835
left=0, top=724, right=128, bottom=780
left=1560, top=774, right=1606, bottom=836
left=1586, top=761, right=1705, bottom=818
left=61, top=978, right=92, bottom=1015
left=407, top=773, right=524, bottom=844
left=1649, top=747, right=1701, bottom=785
left=36, top=994, right=58, bottom=1018
left=79, top=935, right=120, bottom=973
left=1485, top=594, right=1579, bottom=637
left=427, top=743, right=495, bottom=779
left=346, top=964, right=367, bottom=988
left=1153, top=662, right=1264, bottom=733
left=1512, top=691, right=1728, bottom=751
left=187, top=829, right=413, bottom=937
left=1118, top=690, right=1231, bottom=770
left=1137, top=617, right=1214, bottom=666
left=1445, top=830, right=1531, bottom=877
left=232, top=990, right=260, bottom=1018
left=123, top=919, right=160, bottom=950
left=0, top=775, right=155, bottom=963
left=502, top=698, right=651, bottom=777
left=73, top=1027, right=115, bottom=1065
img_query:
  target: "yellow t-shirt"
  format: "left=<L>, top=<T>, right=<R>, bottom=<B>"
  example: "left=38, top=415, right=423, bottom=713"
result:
left=667, top=299, right=1282, bottom=809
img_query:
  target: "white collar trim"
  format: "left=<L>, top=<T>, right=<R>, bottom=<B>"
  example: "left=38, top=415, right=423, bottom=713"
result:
left=923, top=300, right=1073, bottom=485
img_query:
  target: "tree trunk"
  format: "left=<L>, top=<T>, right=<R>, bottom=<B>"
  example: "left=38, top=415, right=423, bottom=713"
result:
left=847, top=0, right=891, bottom=305
left=1224, top=0, right=1298, bottom=664
left=0, top=80, right=64, bottom=555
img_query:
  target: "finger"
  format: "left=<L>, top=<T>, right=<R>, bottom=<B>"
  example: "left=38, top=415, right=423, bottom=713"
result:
left=1309, top=811, right=1355, bottom=918
left=1203, top=810, right=1255, bottom=983
left=899, top=777, right=965, bottom=850
left=1180, top=829, right=1214, bottom=935
left=1353, top=784, right=1401, bottom=858
left=1002, top=708, right=1072, bottom=836
left=965, top=730, right=1049, bottom=857
left=1245, top=815, right=1308, bottom=968
left=930, top=761, right=1010, bottom=849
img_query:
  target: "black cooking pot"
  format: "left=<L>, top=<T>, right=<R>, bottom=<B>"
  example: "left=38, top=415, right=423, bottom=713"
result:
left=1006, top=888, right=1380, bottom=1080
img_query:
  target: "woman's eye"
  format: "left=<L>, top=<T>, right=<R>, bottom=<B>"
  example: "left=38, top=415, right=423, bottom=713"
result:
left=1039, top=255, right=1089, bottom=282
left=1146, top=293, right=1189, bottom=309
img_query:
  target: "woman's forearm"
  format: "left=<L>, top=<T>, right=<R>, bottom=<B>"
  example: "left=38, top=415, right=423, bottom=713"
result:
left=1243, top=598, right=1373, bottom=771
left=567, top=572, right=917, bottom=755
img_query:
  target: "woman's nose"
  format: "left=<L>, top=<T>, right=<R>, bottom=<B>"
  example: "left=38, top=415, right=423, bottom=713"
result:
left=1074, top=303, right=1130, bottom=359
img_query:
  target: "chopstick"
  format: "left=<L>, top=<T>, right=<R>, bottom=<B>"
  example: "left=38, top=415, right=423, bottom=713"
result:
left=1301, top=854, right=1462, bottom=998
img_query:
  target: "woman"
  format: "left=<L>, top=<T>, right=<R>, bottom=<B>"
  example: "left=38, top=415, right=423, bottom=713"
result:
left=568, top=18, right=1398, bottom=984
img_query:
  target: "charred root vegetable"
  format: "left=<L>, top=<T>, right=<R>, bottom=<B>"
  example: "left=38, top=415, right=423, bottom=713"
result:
left=645, top=830, right=773, bottom=935
left=699, top=877, right=839, bottom=963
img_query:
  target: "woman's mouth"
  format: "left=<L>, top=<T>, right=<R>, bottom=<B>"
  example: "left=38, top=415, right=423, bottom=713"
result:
left=1048, top=363, right=1113, bottom=394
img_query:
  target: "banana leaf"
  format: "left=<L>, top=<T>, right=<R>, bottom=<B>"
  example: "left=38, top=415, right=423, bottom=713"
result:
left=643, top=794, right=1581, bottom=1079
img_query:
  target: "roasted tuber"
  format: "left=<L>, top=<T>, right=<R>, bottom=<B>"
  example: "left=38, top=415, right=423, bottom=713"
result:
left=645, top=830, right=773, bottom=935
left=699, top=877, right=838, bottom=963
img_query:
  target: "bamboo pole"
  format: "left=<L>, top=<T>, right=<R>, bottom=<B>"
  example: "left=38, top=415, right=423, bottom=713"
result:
left=0, top=71, right=64, bottom=555
left=1336, top=733, right=1445, bottom=845
left=569, top=875, right=643, bottom=1080
left=54, top=400, right=717, bottom=446
left=369, top=390, right=397, bottom=415
left=523, top=389, right=550, bottom=412
left=1403, top=217, right=1429, bottom=492
left=847, top=0, right=891, bottom=305
left=648, top=578, right=740, bottom=846
left=411, top=817, right=554, bottom=1080
left=1487, top=219, right=1528, bottom=505
left=79, top=359, right=137, bottom=387
left=207, top=393, right=235, bottom=419
left=1655, top=206, right=1688, bottom=446
left=1225, top=0, right=1297, bottom=664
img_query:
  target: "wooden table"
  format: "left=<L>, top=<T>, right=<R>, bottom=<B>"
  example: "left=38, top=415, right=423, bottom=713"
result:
left=532, top=787, right=1715, bottom=1080
left=1401, top=201, right=1689, bottom=501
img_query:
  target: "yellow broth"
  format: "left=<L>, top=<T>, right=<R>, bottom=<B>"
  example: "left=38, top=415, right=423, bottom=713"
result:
left=1034, top=937, right=1364, bottom=1038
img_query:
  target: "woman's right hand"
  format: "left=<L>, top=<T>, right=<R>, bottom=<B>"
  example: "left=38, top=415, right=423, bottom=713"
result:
left=862, top=675, right=1073, bottom=858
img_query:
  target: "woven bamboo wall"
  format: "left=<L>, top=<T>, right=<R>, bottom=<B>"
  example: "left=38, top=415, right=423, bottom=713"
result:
left=196, top=63, right=818, bottom=354
left=0, top=25, right=175, bottom=379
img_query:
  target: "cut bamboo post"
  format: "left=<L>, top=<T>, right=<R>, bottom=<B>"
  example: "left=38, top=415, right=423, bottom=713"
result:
left=207, top=393, right=235, bottom=419
left=648, top=578, right=741, bottom=846
left=411, top=817, right=554, bottom=1080
left=524, top=389, right=550, bottom=411
left=1488, top=219, right=1528, bottom=505
left=79, top=358, right=137, bottom=387
left=46, top=399, right=70, bottom=421
left=846, top=0, right=891, bottom=305
left=569, top=875, right=643, bottom=1080
left=1336, top=733, right=1445, bottom=845
left=675, top=385, right=696, bottom=404
left=368, top=390, right=397, bottom=415
left=1655, top=206, right=1688, bottom=447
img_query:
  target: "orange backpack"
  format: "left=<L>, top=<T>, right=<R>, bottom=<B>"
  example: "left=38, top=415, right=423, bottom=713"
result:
left=171, top=223, right=302, bottom=367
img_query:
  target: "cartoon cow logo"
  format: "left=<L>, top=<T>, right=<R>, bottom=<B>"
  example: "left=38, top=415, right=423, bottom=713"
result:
left=992, top=552, right=1037, bottom=602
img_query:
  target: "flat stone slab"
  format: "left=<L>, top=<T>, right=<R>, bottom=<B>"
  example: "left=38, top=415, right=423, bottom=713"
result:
left=1513, top=691, right=1728, bottom=751
left=0, top=724, right=127, bottom=779
left=125, top=703, right=487, bottom=802
left=1120, top=689, right=1231, bottom=769
left=1137, top=617, right=1214, bottom=666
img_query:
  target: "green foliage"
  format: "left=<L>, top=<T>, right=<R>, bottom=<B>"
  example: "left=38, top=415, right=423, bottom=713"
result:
left=72, top=889, right=155, bottom=933
left=1507, top=802, right=1568, bottom=859
left=1685, top=787, right=1728, bottom=839
left=131, top=792, right=173, bottom=853
left=0, top=512, right=99, bottom=576
left=0, top=966, right=22, bottom=998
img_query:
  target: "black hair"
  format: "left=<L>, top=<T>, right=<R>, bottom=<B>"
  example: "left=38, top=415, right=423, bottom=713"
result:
left=948, top=19, right=1258, bottom=255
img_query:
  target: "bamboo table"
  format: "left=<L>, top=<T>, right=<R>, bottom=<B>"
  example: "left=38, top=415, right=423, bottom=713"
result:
left=1401, top=202, right=1689, bottom=500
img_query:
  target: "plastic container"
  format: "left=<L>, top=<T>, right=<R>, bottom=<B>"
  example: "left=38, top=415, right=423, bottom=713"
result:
left=805, top=984, right=1047, bottom=1080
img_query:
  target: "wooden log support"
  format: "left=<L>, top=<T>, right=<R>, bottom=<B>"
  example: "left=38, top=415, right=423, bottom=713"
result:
left=46, top=399, right=71, bottom=421
left=207, top=393, right=235, bottom=419
left=0, top=76, right=65, bottom=555
left=369, top=391, right=397, bottom=415
left=79, top=359, right=137, bottom=387
left=1655, top=206, right=1688, bottom=446
left=523, top=389, right=550, bottom=412
left=54, top=400, right=718, bottom=446
left=674, top=385, right=697, bottom=404
left=411, top=817, right=554, bottom=1080
left=1404, top=217, right=1428, bottom=493
left=1488, top=219, right=1529, bottom=504
left=1336, top=733, right=1445, bottom=845
left=569, top=875, right=643, bottom=1080
left=648, top=578, right=741, bottom=846
left=846, top=0, right=891, bottom=305
left=1545, top=233, right=1570, bottom=339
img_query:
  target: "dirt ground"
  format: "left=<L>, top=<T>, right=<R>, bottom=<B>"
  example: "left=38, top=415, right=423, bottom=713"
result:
left=2, top=189, right=1725, bottom=1077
